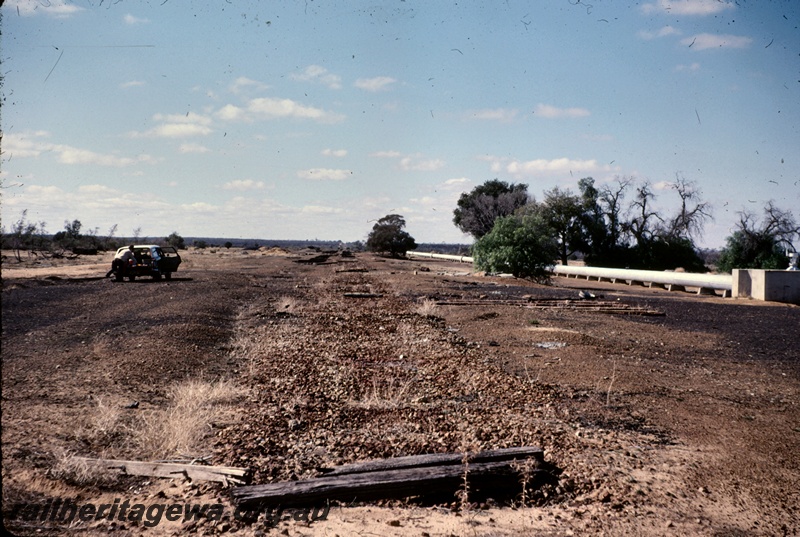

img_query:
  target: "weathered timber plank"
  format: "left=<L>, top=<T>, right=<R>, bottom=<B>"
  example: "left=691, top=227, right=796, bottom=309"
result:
left=319, top=446, right=543, bottom=477
left=231, top=461, right=547, bottom=508
left=74, top=457, right=251, bottom=485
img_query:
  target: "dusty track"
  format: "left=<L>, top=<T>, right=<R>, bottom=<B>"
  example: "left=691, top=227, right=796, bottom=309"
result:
left=2, top=249, right=798, bottom=535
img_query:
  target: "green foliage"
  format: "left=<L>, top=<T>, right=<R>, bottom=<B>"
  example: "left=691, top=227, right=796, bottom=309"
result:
left=224, top=241, right=233, bottom=249
left=165, top=232, right=186, bottom=250
left=472, top=213, right=558, bottom=281
left=366, top=214, right=417, bottom=257
left=717, top=202, right=797, bottom=273
left=538, top=187, right=586, bottom=265
left=453, top=179, right=529, bottom=239
left=717, top=231, right=788, bottom=272
left=193, top=240, right=208, bottom=249
left=53, top=219, right=89, bottom=251
left=64, top=219, right=82, bottom=240
left=632, top=237, right=707, bottom=272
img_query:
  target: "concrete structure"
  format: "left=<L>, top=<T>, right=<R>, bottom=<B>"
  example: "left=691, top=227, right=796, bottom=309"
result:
left=407, top=252, right=473, bottom=263
left=408, top=251, right=800, bottom=303
left=732, top=269, right=800, bottom=304
left=407, top=251, right=732, bottom=297
left=550, top=264, right=732, bottom=297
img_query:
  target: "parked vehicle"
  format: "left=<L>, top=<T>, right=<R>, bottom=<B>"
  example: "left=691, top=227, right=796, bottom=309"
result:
left=110, top=245, right=181, bottom=281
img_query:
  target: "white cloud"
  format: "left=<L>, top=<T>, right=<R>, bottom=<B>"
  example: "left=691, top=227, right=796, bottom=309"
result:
left=216, top=98, right=344, bottom=123
left=675, top=62, right=701, bottom=72
left=179, top=143, right=211, bottom=154
left=153, top=112, right=213, bottom=126
left=229, top=77, right=270, bottom=94
left=499, top=157, right=613, bottom=178
left=215, top=104, right=245, bottom=121
left=2, top=131, right=50, bottom=158
left=249, top=97, right=341, bottom=121
left=534, top=104, right=590, bottom=119
left=681, top=33, right=752, bottom=50
left=410, top=196, right=438, bottom=206
left=641, top=0, right=734, bottom=16
left=653, top=180, right=673, bottom=190
left=296, top=168, right=352, bottom=181
left=55, top=146, right=157, bottom=167
left=120, top=80, right=145, bottom=89
left=370, top=150, right=403, bottom=159
left=354, top=77, right=397, bottom=92
left=78, top=184, right=117, bottom=195
left=6, top=0, right=84, bottom=17
left=442, top=177, right=472, bottom=190
left=222, top=179, right=265, bottom=191
left=150, top=123, right=213, bottom=138
left=291, top=65, right=342, bottom=90
left=637, top=25, right=681, bottom=40
left=359, top=196, right=392, bottom=213
left=5, top=183, right=166, bottom=220
left=400, top=156, right=445, bottom=172
left=128, top=112, right=214, bottom=138
left=301, top=205, right=345, bottom=214
left=371, top=151, right=443, bottom=172
left=123, top=14, right=149, bottom=24
left=322, top=148, right=348, bottom=157
left=466, top=108, right=518, bottom=122
left=4, top=133, right=157, bottom=167
left=181, top=202, right=217, bottom=214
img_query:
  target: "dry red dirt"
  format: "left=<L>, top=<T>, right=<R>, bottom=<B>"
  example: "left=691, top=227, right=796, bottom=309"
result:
left=2, top=248, right=798, bottom=536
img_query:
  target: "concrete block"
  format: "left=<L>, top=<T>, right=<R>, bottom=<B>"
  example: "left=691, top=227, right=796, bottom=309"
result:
left=732, top=269, right=800, bottom=304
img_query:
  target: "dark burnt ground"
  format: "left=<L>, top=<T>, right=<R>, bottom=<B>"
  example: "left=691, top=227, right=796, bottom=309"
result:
left=2, top=251, right=798, bottom=536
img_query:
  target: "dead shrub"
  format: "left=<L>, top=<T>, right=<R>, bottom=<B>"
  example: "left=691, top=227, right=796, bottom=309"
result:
left=348, top=375, right=415, bottom=410
left=76, top=396, right=125, bottom=447
left=50, top=448, right=117, bottom=488
left=414, top=298, right=439, bottom=317
left=134, top=379, right=244, bottom=459
left=275, top=295, right=302, bottom=314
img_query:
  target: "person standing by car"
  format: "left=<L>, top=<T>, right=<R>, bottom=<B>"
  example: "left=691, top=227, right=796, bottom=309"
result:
left=106, top=245, right=137, bottom=278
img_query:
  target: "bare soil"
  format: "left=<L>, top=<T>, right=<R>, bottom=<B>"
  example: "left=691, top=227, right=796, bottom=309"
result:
left=2, top=248, right=798, bottom=536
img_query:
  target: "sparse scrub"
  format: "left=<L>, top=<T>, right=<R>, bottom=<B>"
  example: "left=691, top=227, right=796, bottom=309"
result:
left=275, top=295, right=302, bottom=314
left=135, top=379, right=244, bottom=459
left=77, top=396, right=124, bottom=447
left=348, top=375, right=415, bottom=410
left=50, top=448, right=117, bottom=487
left=415, top=298, right=439, bottom=317
left=456, top=437, right=480, bottom=513
left=512, top=457, right=541, bottom=507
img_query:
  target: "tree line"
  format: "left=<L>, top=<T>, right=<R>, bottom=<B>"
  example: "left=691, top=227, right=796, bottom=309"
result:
left=455, top=177, right=797, bottom=278
left=366, top=175, right=798, bottom=279
left=1, top=212, right=188, bottom=262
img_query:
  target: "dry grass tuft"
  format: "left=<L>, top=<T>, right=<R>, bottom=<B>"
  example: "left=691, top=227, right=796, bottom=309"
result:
left=135, top=379, right=244, bottom=459
left=348, top=375, right=415, bottom=410
left=275, top=295, right=302, bottom=314
left=512, top=457, right=541, bottom=507
left=414, top=298, right=439, bottom=317
left=76, top=396, right=124, bottom=446
left=50, top=448, right=117, bottom=487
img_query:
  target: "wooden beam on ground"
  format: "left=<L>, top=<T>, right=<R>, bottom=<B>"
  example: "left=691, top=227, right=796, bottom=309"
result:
left=319, top=446, right=543, bottom=476
left=73, top=457, right=251, bottom=485
left=232, top=461, right=547, bottom=508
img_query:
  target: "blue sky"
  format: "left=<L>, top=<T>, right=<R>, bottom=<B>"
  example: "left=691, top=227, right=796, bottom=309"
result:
left=2, top=0, right=798, bottom=247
